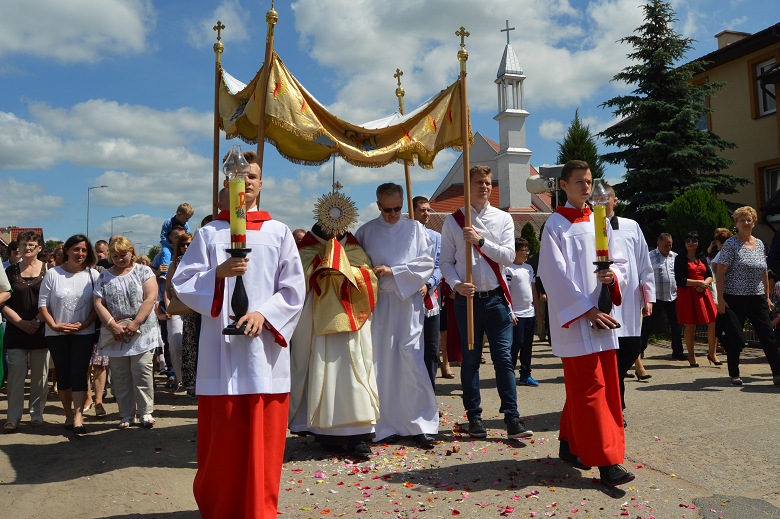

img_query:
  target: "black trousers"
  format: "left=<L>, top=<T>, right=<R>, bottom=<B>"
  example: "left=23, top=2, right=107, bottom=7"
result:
left=47, top=334, right=94, bottom=392
left=723, top=294, right=780, bottom=378
left=640, top=299, right=684, bottom=355
left=616, top=336, right=642, bottom=410
left=423, top=312, right=440, bottom=390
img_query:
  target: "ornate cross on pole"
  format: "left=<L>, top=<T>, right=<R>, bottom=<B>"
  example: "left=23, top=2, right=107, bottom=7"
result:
left=393, top=68, right=403, bottom=88
left=456, top=26, right=470, bottom=50
left=213, top=20, right=225, bottom=41
left=501, top=20, right=515, bottom=45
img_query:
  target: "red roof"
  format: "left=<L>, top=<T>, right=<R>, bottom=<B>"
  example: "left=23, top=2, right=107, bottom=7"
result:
left=424, top=212, right=550, bottom=238
left=484, top=136, right=500, bottom=152
left=429, top=182, right=501, bottom=213
left=9, top=228, right=44, bottom=241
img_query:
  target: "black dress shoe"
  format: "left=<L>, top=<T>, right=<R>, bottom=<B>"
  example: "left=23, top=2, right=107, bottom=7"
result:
left=73, top=425, right=86, bottom=435
left=558, top=440, right=591, bottom=470
left=622, top=372, right=635, bottom=378
left=346, top=439, right=371, bottom=455
left=599, top=465, right=635, bottom=486
left=64, top=423, right=74, bottom=431
left=380, top=434, right=400, bottom=444
left=412, top=434, right=437, bottom=447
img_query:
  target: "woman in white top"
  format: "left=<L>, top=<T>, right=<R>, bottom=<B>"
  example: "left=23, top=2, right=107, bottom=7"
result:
left=93, top=236, right=159, bottom=428
left=38, top=235, right=99, bottom=434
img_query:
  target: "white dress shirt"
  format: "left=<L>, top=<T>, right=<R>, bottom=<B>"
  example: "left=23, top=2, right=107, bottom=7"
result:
left=440, top=203, right=515, bottom=292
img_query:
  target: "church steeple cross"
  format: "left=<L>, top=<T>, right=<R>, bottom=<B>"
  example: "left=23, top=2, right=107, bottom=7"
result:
left=393, top=68, right=403, bottom=88
left=456, top=26, right=470, bottom=49
left=213, top=20, right=225, bottom=41
left=501, top=20, right=515, bottom=45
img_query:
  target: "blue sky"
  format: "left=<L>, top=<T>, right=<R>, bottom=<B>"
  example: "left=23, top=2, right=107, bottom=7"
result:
left=0, top=0, right=770, bottom=251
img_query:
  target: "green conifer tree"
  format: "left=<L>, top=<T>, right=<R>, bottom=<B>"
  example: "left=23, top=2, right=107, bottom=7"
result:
left=599, top=0, right=744, bottom=242
left=665, top=188, right=731, bottom=253
left=555, top=109, right=604, bottom=207
left=520, top=222, right=540, bottom=254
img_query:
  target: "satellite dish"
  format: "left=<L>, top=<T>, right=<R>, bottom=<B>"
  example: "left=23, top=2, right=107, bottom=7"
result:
left=526, top=175, right=555, bottom=194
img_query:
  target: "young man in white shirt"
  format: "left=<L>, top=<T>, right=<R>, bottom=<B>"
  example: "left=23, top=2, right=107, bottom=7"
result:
left=440, top=165, right=531, bottom=440
left=506, top=238, right=540, bottom=386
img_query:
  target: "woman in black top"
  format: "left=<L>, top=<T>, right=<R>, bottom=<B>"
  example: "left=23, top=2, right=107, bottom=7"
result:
left=1, top=231, right=49, bottom=431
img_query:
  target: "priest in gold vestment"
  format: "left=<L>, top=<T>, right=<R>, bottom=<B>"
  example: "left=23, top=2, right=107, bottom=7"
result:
left=289, top=222, right=380, bottom=455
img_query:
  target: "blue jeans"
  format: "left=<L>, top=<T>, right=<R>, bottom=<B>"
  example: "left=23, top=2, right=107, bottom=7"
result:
left=454, top=293, right=518, bottom=424
left=423, top=312, right=440, bottom=390
left=511, top=316, right=535, bottom=377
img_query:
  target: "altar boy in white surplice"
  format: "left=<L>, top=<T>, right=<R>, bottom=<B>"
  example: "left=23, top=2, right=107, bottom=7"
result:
left=354, top=182, right=438, bottom=447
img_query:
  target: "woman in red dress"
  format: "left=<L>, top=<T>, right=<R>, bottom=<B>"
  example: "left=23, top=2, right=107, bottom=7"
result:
left=674, top=231, right=719, bottom=367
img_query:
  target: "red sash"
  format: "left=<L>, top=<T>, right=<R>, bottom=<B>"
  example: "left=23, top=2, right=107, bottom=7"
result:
left=452, top=209, right=512, bottom=306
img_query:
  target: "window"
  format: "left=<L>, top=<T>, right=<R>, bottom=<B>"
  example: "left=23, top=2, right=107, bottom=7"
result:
left=695, top=93, right=709, bottom=131
left=765, top=165, right=780, bottom=222
left=757, top=59, right=777, bottom=116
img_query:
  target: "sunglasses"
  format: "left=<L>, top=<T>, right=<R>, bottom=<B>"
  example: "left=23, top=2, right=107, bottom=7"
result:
left=379, top=204, right=403, bottom=214
left=685, top=238, right=698, bottom=243
left=179, top=242, right=191, bottom=248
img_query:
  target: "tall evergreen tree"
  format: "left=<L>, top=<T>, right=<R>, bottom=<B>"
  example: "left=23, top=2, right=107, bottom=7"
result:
left=520, top=222, right=540, bottom=254
left=599, top=0, right=744, bottom=241
left=555, top=109, right=604, bottom=206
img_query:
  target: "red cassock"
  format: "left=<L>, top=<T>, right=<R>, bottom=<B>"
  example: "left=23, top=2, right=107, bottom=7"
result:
left=194, top=394, right=289, bottom=519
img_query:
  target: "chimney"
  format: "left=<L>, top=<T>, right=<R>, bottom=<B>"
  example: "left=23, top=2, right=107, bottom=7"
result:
left=715, top=30, right=752, bottom=49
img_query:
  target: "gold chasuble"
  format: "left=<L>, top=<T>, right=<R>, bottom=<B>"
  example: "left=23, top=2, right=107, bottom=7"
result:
left=289, top=232, right=381, bottom=434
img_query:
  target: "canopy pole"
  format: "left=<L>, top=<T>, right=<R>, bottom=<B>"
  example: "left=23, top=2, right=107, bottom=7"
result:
left=393, top=69, right=415, bottom=218
left=212, top=21, right=225, bottom=219
left=456, top=26, right=474, bottom=350
left=255, top=2, right=278, bottom=206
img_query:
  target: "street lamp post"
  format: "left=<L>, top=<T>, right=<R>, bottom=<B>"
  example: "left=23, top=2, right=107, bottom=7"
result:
left=87, top=185, right=108, bottom=240
left=111, top=215, right=125, bottom=236
left=122, top=231, right=134, bottom=237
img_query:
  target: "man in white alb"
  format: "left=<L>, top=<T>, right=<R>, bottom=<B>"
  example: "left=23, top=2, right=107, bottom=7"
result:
left=354, top=183, right=438, bottom=447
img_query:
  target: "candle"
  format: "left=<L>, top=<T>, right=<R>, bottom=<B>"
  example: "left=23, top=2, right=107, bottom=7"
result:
left=229, top=176, right=247, bottom=248
left=593, top=204, right=609, bottom=261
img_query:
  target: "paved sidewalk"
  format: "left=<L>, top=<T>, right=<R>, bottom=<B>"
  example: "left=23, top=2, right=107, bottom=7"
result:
left=1, top=339, right=779, bottom=518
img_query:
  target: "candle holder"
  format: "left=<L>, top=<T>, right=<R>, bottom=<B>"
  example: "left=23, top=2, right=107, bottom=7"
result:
left=222, top=144, right=253, bottom=336
left=590, top=179, right=620, bottom=330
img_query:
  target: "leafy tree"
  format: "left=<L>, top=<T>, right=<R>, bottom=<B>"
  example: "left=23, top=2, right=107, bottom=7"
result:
left=599, top=0, right=744, bottom=242
left=554, top=108, right=605, bottom=207
left=147, top=245, right=161, bottom=260
left=45, top=240, right=62, bottom=250
left=665, top=188, right=731, bottom=253
left=520, top=223, right=540, bottom=254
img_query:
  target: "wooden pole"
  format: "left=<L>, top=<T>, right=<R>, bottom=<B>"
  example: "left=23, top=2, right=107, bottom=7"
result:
left=456, top=26, right=474, bottom=349
left=393, top=69, right=415, bottom=219
left=212, top=21, right=225, bottom=219
left=255, top=3, right=278, bottom=195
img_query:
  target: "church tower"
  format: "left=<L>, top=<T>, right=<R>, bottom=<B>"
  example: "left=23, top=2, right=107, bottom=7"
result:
left=494, top=21, right=532, bottom=210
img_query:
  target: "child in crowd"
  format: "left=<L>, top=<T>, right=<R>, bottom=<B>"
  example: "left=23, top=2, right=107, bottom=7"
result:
left=506, top=237, right=540, bottom=386
left=160, top=203, right=194, bottom=248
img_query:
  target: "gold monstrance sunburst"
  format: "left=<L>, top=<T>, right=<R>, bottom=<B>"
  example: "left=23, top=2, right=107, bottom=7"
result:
left=313, top=183, right=358, bottom=237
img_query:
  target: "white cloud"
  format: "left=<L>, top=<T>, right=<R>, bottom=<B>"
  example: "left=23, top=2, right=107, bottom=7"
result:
left=0, top=177, right=66, bottom=223
left=722, top=16, right=748, bottom=29
left=539, top=119, right=565, bottom=140
left=89, top=170, right=212, bottom=209
left=185, top=0, right=249, bottom=49
left=90, top=213, right=165, bottom=248
left=28, top=99, right=211, bottom=147
left=291, top=0, right=646, bottom=122
left=0, top=0, right=154, bottom=63
left=0, top=112, right=63, bottom=170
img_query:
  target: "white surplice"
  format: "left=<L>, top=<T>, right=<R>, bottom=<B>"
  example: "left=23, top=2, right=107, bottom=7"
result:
left=538, top=206, right=628, bottom=358
left=354, top=216, right=439, bottom=440
left=171, top=213, right=306, bottom=395
left=611, top=217, right=656, bottom=337
left=288, top=234, right=380, bottom=437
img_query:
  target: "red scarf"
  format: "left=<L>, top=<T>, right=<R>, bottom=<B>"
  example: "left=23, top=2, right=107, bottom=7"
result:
left=215, top=210, right=272, bottom=230
left=555, top=204, right=592, bottom=224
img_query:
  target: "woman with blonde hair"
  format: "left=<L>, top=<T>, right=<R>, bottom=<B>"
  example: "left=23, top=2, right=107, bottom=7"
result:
left=716, top=206, right=780, bottom=385
left=93, top=237, right=160, bottom=427
left=136, top=255, right=151, bottom=266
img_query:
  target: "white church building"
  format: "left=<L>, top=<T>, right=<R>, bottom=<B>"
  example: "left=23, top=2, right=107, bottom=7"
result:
left=426, top=26, right=552, bottom=236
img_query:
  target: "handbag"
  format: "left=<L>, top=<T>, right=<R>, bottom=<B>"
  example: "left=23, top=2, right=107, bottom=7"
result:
left=167, top=295, right=196, bottom=315
left=99, top=318, right=137, bottom=350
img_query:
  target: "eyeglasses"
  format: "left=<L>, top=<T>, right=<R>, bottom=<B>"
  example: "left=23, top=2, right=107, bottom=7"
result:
left=379, top=203, right=403, bottom=214
left=685, top=238, right=698, bottom=243
left=517, top=249, right=530, bottom=253
left=20, top=243, right=40, bottom=249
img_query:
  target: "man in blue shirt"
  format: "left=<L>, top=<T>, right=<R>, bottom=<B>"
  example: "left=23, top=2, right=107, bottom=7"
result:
left=413, top=196, right=443, bottom=389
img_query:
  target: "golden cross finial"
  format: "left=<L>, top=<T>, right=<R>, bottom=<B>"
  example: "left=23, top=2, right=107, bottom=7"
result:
left=213, top=21, right=225, bottom=41
left=393, top=68, right=403, bottom=88
left=333, top=181, right=343, bottom=192
left=456, top=26, right=470, bottom=49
